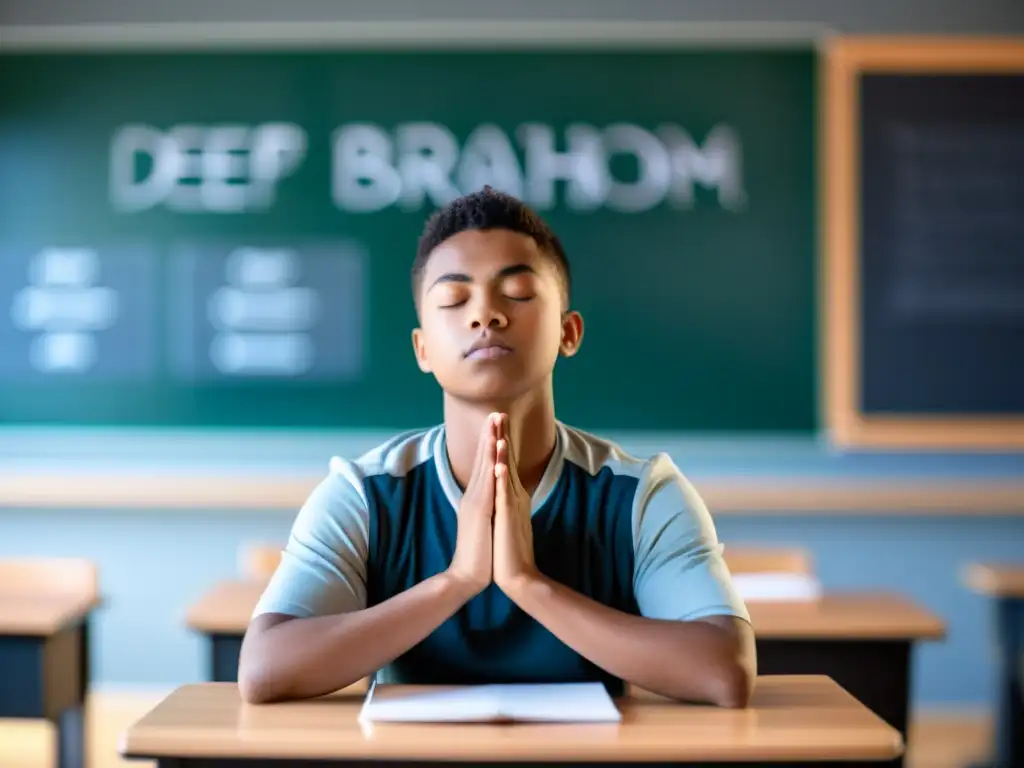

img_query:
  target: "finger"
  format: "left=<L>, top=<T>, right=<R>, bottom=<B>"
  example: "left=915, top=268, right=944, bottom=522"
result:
left=478, top=435, right=496, bottom=509
left=496, top=439, right=514, bottom=493
left=487, top=413, right=500, bottom=466
left=500, top=417, right=519, bottom=479
left=494, top=457, right=508, bottom=511
left=471, top=413, right=498, bottom=483
left=492, top=415, right=505, bottom=463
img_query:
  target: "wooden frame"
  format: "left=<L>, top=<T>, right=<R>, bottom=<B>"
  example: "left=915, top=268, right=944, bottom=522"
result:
left=822, top=37, right=1024, bottom=450
left=0, top=20, right=826, bottom=51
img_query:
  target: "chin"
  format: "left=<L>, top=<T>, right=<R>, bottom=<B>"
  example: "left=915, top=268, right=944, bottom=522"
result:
left=446, top=373, right=539, bottom=406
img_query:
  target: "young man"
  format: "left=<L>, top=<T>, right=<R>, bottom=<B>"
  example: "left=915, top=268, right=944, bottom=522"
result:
left=238, top=186, right=755, bottom=707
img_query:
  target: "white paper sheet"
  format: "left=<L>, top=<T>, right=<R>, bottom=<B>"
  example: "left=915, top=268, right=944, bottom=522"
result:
left=733, top=572, right=822, bottom=602
left=358, top=682, right=622, bottom=724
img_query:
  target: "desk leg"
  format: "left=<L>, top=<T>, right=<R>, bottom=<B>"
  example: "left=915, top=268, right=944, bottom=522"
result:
left=56, top=705, right=84, bottom=768
left=209, top=634, right=244, bottom=682
left=756, top=639, right=910, bottom=768
left=54, top=619, right=90, bottom=768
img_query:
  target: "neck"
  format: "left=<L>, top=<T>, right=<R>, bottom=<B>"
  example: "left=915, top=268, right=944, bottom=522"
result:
left=444, top=381, right=557, bottom=496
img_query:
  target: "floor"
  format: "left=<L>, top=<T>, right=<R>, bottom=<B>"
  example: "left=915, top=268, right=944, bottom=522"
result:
left=0, top=690, right=994, bottom=768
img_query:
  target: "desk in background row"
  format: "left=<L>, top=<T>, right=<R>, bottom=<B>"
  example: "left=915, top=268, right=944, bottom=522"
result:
left=0, top=591, right=98, bottom=768
left=186, top=581, right=944, bottom=768
left=120, top=675, right=903, bottom=768
left=964, top=564, right=1024, bottom=768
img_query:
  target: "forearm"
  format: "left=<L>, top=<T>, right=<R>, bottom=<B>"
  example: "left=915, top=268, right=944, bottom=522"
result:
left=239, top=571, right=475, bottom=703
left=507, top=574, right=755, bottom=707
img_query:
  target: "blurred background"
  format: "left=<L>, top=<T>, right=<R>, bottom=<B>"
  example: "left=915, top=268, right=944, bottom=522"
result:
left=1, top=2, right=1023, bottom=767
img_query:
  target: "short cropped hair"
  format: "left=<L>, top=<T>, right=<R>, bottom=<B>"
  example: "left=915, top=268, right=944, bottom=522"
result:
left=413, top=185, right=571, bottom=307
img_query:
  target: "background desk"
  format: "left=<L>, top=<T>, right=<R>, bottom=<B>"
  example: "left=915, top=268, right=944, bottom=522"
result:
left=751, top=593, right=944, bottom=768
left=186, top=581, right=942, bottom=768
left=964, top=564, right=1024, bottom=768
left=0, top=594, right=99, bottom=768
left=120, top=675, right=902, bottom=767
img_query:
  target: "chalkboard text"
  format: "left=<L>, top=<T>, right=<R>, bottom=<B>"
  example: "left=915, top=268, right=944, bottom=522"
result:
left=109, top=120, right=744, bottom=215
left=110, top=123, right=308, bottom=213
left=332, top=121, right=745, bottom=214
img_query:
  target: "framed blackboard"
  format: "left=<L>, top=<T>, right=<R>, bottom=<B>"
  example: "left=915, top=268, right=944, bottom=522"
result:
left=0, top=36, right=817, bottom=433
left=823, top=38, right=1024, bottom=450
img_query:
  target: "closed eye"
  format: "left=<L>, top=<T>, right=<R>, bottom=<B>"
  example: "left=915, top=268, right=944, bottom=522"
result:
left=438, top=294, right=532, bottom=308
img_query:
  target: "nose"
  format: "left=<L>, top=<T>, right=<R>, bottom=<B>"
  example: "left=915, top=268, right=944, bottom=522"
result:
left=468, top=294, right=508, bottom=330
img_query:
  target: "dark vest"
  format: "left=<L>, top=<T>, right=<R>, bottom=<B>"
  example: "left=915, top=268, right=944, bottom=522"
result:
left=363, top=457, right=640, bottom=694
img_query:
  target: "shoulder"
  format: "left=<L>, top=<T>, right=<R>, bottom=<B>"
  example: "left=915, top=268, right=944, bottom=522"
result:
left=252, top=432, right=446, bottom=621
left=558, top=422, right=688, bottom=494
left=327, top=425, right=442, bottom=493
left=294, top=425, right=441, bottom=531
left=558, top=422, right=649, bottom=480
left=557, top=423, right=707, bottom=533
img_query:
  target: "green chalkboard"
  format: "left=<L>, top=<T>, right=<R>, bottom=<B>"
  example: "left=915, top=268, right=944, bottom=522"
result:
left=0, top=48, right=817, bottom=432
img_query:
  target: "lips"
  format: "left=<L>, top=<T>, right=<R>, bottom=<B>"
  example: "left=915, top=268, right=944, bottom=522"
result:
left=466, top=344, right=512, bottom=360
left=465, top=335, right=512, bottom=360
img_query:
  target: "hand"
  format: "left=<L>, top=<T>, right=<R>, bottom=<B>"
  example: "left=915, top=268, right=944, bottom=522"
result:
left=493, top=415, right=539, bottom=595
left=446, top=413, right=497, bottom=598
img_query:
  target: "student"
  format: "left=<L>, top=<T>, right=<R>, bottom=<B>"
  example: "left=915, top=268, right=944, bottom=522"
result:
left=238, top=186, right=755, bottom=707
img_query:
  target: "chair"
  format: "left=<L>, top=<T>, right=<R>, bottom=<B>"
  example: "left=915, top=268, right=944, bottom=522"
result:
left=0, top=557, right=98, bottom=599
left=238, top=542, right=283, bottom=581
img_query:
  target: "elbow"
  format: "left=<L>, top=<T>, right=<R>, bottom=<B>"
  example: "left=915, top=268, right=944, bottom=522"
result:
left=238, top=665, right=276, bottom=705
left=710, top=660, right=755, bottom=708
left=238, top=633, right=284, bottom=704
left=709, top=636, right=757, bottom=708
left=237, top=615, right=297, bottom=704
left=705, top=618, right=757, bottom=709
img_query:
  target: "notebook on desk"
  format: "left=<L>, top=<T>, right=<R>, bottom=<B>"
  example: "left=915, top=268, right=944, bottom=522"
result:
left=358, top=681, right=622, bottom=724
left=733, top=572, right=822, bottom=602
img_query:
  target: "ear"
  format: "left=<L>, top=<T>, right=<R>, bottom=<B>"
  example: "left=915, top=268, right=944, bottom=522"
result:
left=411, top=327, right=432, bottom=373
left=558, top=310, right=584, bottom=358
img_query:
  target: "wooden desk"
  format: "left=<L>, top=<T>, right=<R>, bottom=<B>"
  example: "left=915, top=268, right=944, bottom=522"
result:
left=963, top=563, right=1024, bottom=768
left=186, top=582, right=943, bottom=768
left=120, top=675, right=902, bottom=767
left=749, top=593, right=943, bottom=768
left=186, top=580, right=263, bottom=682
left=0, top=593, right=100, bottom=768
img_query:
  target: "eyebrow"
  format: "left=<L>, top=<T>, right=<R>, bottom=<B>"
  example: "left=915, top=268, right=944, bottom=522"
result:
left=427, top=263, right=536, bottom=292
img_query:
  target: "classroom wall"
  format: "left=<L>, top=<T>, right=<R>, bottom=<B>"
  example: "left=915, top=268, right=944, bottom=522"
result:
left=1, top=505, right=1022, bottom=706
left=2, top=0, right=1023, bottom=34
left=2, top=0, right=1021, bottom=712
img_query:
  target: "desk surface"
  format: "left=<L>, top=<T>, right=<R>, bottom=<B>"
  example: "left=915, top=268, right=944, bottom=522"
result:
left=964, top=563, right=1024, bottom=597
left=186, top=579, right=946, bottom=640
left=120, top=676, right=902, bottom=763
left=0, top=593, right=100, bottom=635
left=749, top=592, right=945, bottom=639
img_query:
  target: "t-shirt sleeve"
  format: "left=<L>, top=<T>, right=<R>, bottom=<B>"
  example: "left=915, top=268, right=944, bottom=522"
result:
left=632, top=454, right=750, bottom=624
left=252, top=457, right=369, bottom=619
